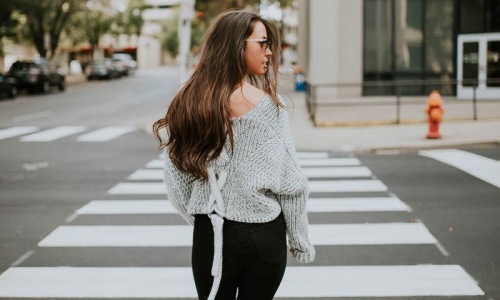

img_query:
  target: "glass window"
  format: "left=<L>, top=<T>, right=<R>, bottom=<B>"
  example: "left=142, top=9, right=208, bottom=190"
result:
left=460, top=0, right=484, bottom=33
left=487, top=0, right=500, bottom=32
left=425, top=0, right=454, bottom=94
left=425, top=0, right=454, bottom=74
left=364, top=0, right=393, bottom=73
left=394, top=0, right=423, bottom=72
left=487, top=40, right=500, bottom=87
left=462, top=42, right=479, bottom=86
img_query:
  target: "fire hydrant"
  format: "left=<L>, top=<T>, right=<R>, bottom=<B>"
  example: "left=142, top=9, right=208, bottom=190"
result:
left=424, top=90, right=444, bottom=139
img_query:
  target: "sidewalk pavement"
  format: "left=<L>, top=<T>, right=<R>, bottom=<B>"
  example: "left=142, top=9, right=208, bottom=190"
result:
left=66, top=73, right=86, bottom=85
left=281, top=80, right=500, bottom=153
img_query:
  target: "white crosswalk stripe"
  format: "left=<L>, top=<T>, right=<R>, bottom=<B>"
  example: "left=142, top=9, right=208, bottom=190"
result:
left=129, top=166, right=372, bottom=180
left=77, top=126, right=135, bottom=142
left=0, top=126, right=136, bottom=142
left=20, top=126, right=87, bottom=142
left=37, top=223, right=437, bottom=247
left=309, top=180, right=388, bottom=192
left=0, top=126, right=39, bottom=141
left=0, top=265, right=484, bottom=298
left=299, top=158, right=361, bottom=166
left=307, top=197, right=411, bottom=212
left=144, top=157, right=362, bottom=169
left=1, top=150, right=485, bottom=298
left=76, top=200, right=176, bottom=214
left=108, top=182, right=165, bottom=194
left=295, top=151, right=329, bottom=159
left=108, top=179, right=389, bottom=194
left=420, top=149, right=500, bottom=188
left=303, top=166, right=372, bottom=178
left=74, top=197, right=411, bottom=215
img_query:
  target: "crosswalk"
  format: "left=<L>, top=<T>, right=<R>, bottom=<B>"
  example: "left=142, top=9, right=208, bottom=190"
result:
left=0, top=151, right=485, bottom=298
left=0, top=126, right=136, bottom=142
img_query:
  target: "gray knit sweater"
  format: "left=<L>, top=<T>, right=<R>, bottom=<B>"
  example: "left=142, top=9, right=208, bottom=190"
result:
left=162, top=95, right=315, bottom=264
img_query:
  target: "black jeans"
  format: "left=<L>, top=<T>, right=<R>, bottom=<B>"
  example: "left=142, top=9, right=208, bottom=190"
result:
left=192, top=213, right=287, bottom=300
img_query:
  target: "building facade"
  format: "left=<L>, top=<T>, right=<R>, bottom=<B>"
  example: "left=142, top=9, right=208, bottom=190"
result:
left=299, top=0, right=500, bottom=99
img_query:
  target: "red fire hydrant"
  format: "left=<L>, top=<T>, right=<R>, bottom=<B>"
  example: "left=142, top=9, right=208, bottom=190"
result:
left=424, top=90, right=444, bottom=139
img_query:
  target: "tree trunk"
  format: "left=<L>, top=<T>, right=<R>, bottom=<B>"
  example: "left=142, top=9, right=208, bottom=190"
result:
left=27, top=12, right=47, bottom=58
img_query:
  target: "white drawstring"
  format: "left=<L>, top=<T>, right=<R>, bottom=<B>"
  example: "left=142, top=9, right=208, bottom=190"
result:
left=208, top=213, right=224, bottom=300
left=206, top=148, right=229, bottom=300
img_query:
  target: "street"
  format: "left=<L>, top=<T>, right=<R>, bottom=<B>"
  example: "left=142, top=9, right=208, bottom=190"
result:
left=0, top=68, right=499, bottom=299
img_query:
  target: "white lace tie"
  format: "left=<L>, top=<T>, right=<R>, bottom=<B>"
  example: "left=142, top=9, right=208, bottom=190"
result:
left=206, top=148, right=229, bottom=300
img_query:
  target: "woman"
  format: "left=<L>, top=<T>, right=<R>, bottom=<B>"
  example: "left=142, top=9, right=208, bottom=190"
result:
left=153, top=10, right=315, bottom=300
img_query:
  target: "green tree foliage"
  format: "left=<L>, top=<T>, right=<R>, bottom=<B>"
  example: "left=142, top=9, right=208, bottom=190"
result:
left=160, top=18, right=179, bottom=58
left=64, top=0, right=122, bottom=61
left=12, top=0, right=82, bottom=58
left=122, top=0, right=146, bottom=37
left=0, top=0, right=18, bottom=57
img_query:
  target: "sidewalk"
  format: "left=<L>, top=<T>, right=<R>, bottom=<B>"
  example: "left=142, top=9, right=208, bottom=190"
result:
left=66, top=73, right=86, bottom=85
left=280, top=76, right=500, bottom=152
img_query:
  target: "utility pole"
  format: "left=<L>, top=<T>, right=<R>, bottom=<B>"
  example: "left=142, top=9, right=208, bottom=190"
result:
left=178, top=0, right=194, bottom=84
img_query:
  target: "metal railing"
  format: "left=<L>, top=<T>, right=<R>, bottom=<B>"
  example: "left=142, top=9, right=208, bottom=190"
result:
left=305, top=79, right=500, bottom=126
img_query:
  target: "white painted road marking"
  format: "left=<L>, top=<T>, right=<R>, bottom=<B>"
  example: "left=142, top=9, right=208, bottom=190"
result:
left=309, top=180, right=388, bottom=193
left=146, top=159, right=163, bottom=168
left=307, top=197, right=411, bottom=212
left=0, top=126, right=39, bottom=140
left=303, top=166, right=372, bottom=178
left=129, top=167, right=372, bottom=180
left=20, top=126, right=86, bottom=142
left=420, top=149, right=500, bottom=188
left=37, top=223, right=436, bottom=247
left=76, top=197, right=410, bottom=215
left=128, top=169, right=163, bottom=180
left=77, top=126, right=134, bottom=142
left=108, top=180, right=388, bottom=194
left=76, top=200, right=176, bottom=214
left=296, top=151, right=329, bottom=159
left=299, top=158, right=361, bottom=166
left=107, top=183, right=165, bottom=194
left=0, top=265, right=483, bottom=298
left=145, top=157, right=362, bottom=169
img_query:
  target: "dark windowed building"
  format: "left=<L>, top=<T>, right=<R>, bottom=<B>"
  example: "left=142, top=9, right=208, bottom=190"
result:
left=298, top=0, right=500, bottom=99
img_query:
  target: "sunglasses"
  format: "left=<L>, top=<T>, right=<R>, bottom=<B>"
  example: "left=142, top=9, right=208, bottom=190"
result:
left=245, top=38, right=271, bottom=51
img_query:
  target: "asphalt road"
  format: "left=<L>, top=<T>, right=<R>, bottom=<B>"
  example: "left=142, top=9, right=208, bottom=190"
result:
left=0, top=68, right=499, bottom=299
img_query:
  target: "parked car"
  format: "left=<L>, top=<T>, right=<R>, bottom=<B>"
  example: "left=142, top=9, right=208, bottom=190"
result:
left=8, top=59, right=65, bottom=94
left=0, top=73, right=17, bottom=99
left=112, top=53, right=137, bottom=76
left=86, top=59, right=121, bottom=80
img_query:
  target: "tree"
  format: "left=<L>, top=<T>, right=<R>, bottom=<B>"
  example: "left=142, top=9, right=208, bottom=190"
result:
left=161, top=18, right=179, bottom=58
left=64, top=0, right=117, bottom=60
left=13, top=0, right=82, bottom=59
left=0, top=0, right=18, bottom=57
left=122, top=0, right=146, bottom=37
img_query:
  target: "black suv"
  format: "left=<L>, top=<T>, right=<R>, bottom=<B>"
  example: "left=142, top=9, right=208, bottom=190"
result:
left=8, top=59, right=65, bottom=94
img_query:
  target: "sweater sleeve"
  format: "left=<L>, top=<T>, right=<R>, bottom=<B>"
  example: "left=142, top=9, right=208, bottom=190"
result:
left=274, top=99, right=315, bottom=263
left=162, top=149, right=195, bottom=225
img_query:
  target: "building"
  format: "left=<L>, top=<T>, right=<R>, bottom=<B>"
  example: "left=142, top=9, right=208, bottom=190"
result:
left=298, top=0, right=500, bottom=99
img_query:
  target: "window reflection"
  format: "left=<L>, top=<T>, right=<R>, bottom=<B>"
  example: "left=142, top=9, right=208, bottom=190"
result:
left=463, top=42, right=479, bottom=87
left=364, top=0, right=392, bottom=74
left=394, top=0, right=423, bottom=72
left=425, top=0, right=454, bottom=94
left=487, top=41, right=500, bottom=87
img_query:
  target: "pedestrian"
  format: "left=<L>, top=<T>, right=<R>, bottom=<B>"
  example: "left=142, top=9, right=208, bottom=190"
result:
left=153, top=10, right=315, bottom=300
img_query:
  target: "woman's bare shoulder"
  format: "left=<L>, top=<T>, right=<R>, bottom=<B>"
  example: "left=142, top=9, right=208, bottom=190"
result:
left=229, top=83, right=267, bottom=118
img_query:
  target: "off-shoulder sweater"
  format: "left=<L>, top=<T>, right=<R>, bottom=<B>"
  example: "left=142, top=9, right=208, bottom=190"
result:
left=162, top=95, right=315, bottom=299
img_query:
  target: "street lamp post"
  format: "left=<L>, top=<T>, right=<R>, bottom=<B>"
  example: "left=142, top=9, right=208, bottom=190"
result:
left=178, top=0, right=194, bottom=84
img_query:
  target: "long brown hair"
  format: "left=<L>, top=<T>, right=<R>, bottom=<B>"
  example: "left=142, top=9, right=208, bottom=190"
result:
left=153, top=10, right=282, bottom=181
